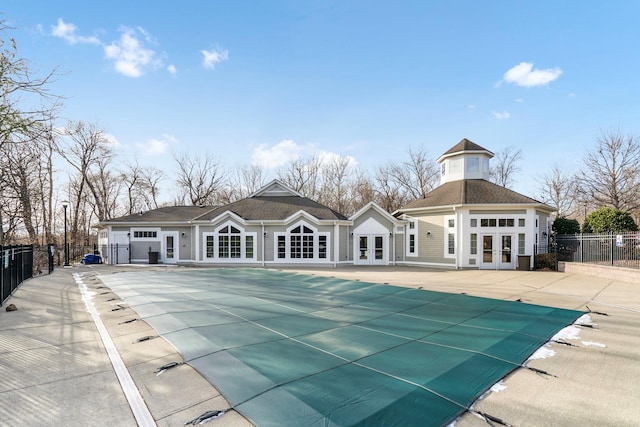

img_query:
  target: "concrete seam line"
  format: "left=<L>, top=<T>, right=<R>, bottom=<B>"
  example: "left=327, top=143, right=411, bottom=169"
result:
left=74, top=273, right=157, bottom=427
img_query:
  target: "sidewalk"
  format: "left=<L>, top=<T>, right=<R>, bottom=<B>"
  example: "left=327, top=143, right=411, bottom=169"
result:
left=1, top=265, right=639, bottom=426
left=0, top=266, right=247, bottom=427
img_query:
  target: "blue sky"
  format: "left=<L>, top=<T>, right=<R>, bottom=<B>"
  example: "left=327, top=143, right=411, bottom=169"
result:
left=4, top=1, right=640, bottom=198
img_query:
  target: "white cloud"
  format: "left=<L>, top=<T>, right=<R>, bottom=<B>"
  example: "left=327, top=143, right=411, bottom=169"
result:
left=492, top=111, right=510, bottom=120
left=467, top=104, right=476, bottom=111
left=104, top=27, right=160, bottom=77
left=201, top=47, right=229, bottom=69
left=102, top=133, right=120, bottom=147
left=51, top=18, right=100, bottom=44
left=167, top=64, right=177, bottom=75
left=502, top=62, right=562, bottom=87
left=137, top=134, right=176, bottom=156
left=252, top=139, right=309, bottom=168
left=317, top=151, right=358, bottom=170
left=251, top=139, right=357, bottom=171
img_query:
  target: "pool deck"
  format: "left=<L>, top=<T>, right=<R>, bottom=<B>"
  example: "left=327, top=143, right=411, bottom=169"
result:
left=1, top=264, right=638, bottom=426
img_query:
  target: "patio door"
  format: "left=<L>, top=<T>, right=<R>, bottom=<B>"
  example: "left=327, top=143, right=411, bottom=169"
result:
left=499, top=234, right=514, bottom=269
left=481, top=234, right=514, bottom=270
left=161, top=232, right=178, bottom=264
left=356, top=234, right=386, bottom=265
left=481, top=235, right=496, bottom=269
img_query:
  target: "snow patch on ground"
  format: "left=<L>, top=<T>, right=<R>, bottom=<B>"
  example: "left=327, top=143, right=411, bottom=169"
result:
left=582, top=341, right=607, bottom=348
left=490, top=381, right=507, bottom=393
left=528, top=345, right=556, bottom=360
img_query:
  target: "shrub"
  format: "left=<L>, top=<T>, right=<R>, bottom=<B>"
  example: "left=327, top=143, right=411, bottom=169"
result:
left=534, top=253, right=556, bottom=270
left=553, top=217, right=580, bottom=235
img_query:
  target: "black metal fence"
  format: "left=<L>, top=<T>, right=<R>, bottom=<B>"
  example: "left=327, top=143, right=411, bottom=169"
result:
left=1, top=245, right=37, bottom=306
left=555, top=232, right=640, bottom=269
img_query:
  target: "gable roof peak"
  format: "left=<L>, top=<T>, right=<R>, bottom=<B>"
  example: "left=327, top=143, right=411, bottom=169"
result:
left=249, top=179, right=304, bottom=198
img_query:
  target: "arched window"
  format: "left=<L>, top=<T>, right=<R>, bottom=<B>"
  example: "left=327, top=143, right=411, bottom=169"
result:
left=275, top=222, right=329, bottom=262
left=219, top=225, right=241, bottom=258
left=290, top=225, right=314, bottom=258
left=203, top=223, right=256, bottom=261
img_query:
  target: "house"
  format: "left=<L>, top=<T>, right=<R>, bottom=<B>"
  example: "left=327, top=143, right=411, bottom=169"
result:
left=393, top=138, right=554, bottom=270
left=97, top=139, right=553, bottom=270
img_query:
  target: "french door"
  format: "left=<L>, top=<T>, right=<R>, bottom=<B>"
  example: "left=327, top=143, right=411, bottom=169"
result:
left=356, top=235, right=386, bottom=265
left=481, top=234, right=514, bottom=270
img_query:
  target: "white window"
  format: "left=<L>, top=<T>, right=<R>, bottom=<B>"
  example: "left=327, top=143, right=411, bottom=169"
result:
left=467, top=157, right=479, bottom=172
left=406, top=219, right=417, bottom=257
left=470, top=233, right=478, bottom=255
left=131, top=228, right=160, bottom=240
left=274, top=222, right=330, bottom=262
left=444, top=215, right=456, bottom=258
left=518, top=233, right=526, bottom=255
left=203, top=222, right=256, bottom=262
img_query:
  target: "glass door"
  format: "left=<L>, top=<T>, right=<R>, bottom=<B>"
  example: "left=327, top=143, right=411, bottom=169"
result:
left=162, top=233, right=178, bottom=264
left=500, top=234, right=513, bottom=269
left=374, top=236, right=384, bottom=261
left=359, top=236, right=369, bottom=262
left=482, top=235, right=496, bottom=269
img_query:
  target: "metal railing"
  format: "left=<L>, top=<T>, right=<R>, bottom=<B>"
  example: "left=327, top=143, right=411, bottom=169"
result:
left=555, top=232, right=640, bottom=269
left=1, top=245, right=36, bottom=306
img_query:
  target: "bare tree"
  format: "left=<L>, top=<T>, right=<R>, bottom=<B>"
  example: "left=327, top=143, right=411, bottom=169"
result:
left=0, top=21, right=61, bottom=243
left=350, top=171, right=376, bottom=214
left=388, top=147, right=439, bottom=201
left=580, top=129, right=640, bottom=212
left=319, top=155, right=354, bottom=214
left=224, top=163, right=267, bottom=203
left=489, top=146, right=522, bottom=188
left=536, top=164, right=578, bottom=218
left=374, top=165, right=407, bottom=213
left=140, top=166, right=164, bottom=209
left=174, top=152, right=226, bottom=205
left=57, top=120, right=114, bottom=243
left=277, top=156, right=322, bottom=200
left=87, top=155, right=123, bottom=220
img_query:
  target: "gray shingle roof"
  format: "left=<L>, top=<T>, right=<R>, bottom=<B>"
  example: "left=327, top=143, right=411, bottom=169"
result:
left=401, top=179, right=553, bottom=210
left=440, top=138, right=494, bottom=159
left=198, top=196, right=348, bottom=221
left=103, top=206, right=217, bottom=223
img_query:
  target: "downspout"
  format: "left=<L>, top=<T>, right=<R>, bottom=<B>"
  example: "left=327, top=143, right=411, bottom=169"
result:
left=261, top=222, right=265, bottom=267
left=333, top=221, right=338, bottom=268
left=194, top=224, right=200, bottom=263
left=391, top=224, right=395, bottom=266
left=454, top=206, right=460, bottom=269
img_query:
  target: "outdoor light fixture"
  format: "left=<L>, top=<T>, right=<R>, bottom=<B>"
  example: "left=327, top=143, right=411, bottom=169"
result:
left=61, top=200, right=70, bottom=267
left=427, top=231, right=432, bottom=236
left=181, top=232, right=186, bottom=237
left=542, top=231, right=548, bottom=238
left=263, top=231, right=268, bottom=237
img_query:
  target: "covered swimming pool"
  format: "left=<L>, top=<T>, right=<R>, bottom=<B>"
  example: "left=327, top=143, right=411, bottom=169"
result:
left=99, top=268, right=583, bottom=427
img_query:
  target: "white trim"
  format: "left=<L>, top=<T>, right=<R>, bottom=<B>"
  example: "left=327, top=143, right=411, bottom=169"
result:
left=202, top=221, right=257, bottom=262
left=406, top=218, right=418, bottom=257
left=75, top=274, right=157, bottom=427
left=130, top=227, right=160, bottom=241
left=273, top=220, right=331, bottom=263
left=444, top=215, right=456, bottom=259
left=161, top=232, right=179, bottom=264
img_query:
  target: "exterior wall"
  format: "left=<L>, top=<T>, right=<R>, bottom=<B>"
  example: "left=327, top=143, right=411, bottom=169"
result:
left=131, top=241, right=161, bottom=262
left=337, top=225, right=350, bottom=264
left=403, top=213, right=455, bottom=267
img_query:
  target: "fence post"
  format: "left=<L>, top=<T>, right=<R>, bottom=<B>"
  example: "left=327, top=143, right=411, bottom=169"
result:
left=48, top=243, right=55, bottom=273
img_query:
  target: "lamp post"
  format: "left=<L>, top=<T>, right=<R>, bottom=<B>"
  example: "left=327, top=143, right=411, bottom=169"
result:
left=62, top=200, right=70, bottom=266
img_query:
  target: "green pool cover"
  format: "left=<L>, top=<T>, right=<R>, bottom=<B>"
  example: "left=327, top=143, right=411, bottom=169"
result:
left=99, top=268, right=583, bottom=427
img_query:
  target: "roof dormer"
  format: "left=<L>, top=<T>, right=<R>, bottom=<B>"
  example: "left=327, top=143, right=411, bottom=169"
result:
left=437, top=138, right=494, bottom=185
